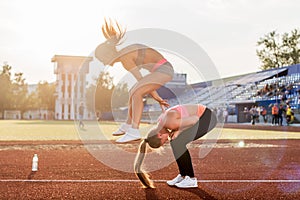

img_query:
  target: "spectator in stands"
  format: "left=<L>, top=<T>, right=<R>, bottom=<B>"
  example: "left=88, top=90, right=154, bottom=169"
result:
left=278, top=104, right=285, bottom=126
left=286, top=84, right=293, bottom=95
left=217, top=108, right=223, bottom=122
left=263, top=84, right=270, bottom=94
left=256, top=89, right=262, bottom=97
left=281, top=91, right=288, bottom=102
left=286, top=105, right=294, bottom=125
left=256, top=106, right=261, bottom=123
left=279, top=84, right=286, bottom=93
left=223, top=108, right=229, bottom=123
left=250, top=105, right=258, bottom=125
left=260, top=106, right=267, bottom=123
left=243, top=107, right=250, bottom=122
left=298, top=96, right=300, bottom=112
left=271, top=103, right=279, bottom=126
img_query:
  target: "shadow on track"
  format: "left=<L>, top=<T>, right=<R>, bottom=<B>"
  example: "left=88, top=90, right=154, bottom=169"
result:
left=27, top=171, right=37, bottom=180
left=143, top=187, right=217, bottom=200
left=180, top=188, right=218, bottom=200
left=144, top=188, right=159, bottom=200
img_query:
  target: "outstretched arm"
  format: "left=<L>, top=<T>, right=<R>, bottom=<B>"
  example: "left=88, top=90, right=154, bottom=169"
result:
left=150, top=90, right=170, bottom=110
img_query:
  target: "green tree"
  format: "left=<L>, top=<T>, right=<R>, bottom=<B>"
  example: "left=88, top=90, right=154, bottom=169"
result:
left=26, top=91, right=41, bottom=110
left=37, top=81, right=56, bottom=111
left=86, top=84, right=97, bottom=114
left=86, top=71, right=130, bottom=116
left=94, top=71, right=115, bottom=113
left=256, top=29, right=300, bottom=70
left=111, top=82, right=129, bottom=109
left=0, top=63, right=56, bottom=119
left=0, top=64, right=12, bottom=118
left=86, top=71, right=116, bottom=114
left=10, top=72, right=28, bottom=117
left=281, top=29, right=300, bottom=65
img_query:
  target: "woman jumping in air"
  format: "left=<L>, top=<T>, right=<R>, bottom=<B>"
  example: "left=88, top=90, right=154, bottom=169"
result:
left=95, top=19, right=174, bottom=143
left=134, top=104, right=217, bottom=188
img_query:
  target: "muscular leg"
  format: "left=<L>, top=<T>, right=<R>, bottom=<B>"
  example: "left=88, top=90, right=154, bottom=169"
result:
left=129, top=72, right=172, bottom=129
left=130, top=84, right=163, bottom=128
left=125, top=96, right=132, bottom=125
left=170, top=109, right=217, bottom=177
left=170, top=120, right=199, bottom=177
left=171, top=140, right=194, bottom=177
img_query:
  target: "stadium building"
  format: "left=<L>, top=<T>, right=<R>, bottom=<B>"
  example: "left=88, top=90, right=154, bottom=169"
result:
left=52, top=55, right=93, bottom=120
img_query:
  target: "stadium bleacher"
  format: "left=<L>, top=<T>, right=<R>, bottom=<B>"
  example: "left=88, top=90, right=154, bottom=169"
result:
left=143, top=64, right=300, bottom=124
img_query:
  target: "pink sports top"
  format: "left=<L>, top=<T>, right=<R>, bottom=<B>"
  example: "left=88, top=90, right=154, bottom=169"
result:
left=158, top=104, right=206, bottom=123
left=169, top=104, right=206, bottom=118
left=169, top=105, right=190, bottom=117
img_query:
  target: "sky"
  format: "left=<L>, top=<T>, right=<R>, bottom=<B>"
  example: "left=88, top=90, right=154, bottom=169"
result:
left=0, top=0, right=299, bottom=84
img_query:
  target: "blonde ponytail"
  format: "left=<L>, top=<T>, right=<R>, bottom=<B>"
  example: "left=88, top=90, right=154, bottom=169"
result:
left=134, top=139, right=154, bottom=188
left=102, top=18, right=126, bottom=46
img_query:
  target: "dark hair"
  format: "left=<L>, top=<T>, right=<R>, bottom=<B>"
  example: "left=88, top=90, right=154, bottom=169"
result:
left=134, top=127, right=162, bottom=188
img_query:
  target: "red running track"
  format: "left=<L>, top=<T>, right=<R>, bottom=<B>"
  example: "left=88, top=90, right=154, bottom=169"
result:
left=0, top=139, right=300, bottom=199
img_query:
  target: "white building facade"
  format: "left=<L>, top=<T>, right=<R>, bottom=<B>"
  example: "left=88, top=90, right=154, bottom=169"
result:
left=52, top=55, right=93, bottom=120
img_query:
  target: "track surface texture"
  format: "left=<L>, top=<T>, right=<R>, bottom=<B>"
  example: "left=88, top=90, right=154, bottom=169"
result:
left=1, top=139, right=300, bottom=200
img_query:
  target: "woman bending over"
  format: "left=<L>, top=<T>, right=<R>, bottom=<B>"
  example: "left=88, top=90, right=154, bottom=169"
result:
left=134, top=104, right=217, bottom=188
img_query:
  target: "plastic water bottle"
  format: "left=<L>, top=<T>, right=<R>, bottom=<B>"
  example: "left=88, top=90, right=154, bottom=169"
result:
left=32, top=154, right=38, bottom=172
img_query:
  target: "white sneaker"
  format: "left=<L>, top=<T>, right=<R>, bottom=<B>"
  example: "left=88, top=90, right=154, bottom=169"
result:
left=175, top=176, right=198, bottom=188
left=167, top=174, right=184, bottom=186
left=112, top=123, right=131, bottom=136
left=116, top=128, right=141, bottom=143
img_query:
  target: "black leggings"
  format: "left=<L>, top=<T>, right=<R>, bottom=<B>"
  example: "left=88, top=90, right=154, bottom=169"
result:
left=170, top=108, right=217, bottom=177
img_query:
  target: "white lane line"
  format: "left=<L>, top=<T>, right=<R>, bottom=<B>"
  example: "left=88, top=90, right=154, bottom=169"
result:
left=0, top=179, right=300, bottom=183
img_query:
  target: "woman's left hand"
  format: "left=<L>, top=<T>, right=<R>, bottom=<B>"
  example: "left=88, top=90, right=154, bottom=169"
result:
left=169, top=130, right=180, bottom=140
left=159, top=99, right=170, bottom=111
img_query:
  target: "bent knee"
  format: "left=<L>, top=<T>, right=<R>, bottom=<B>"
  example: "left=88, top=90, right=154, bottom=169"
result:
left=130, top=89, right=145, bottom=100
